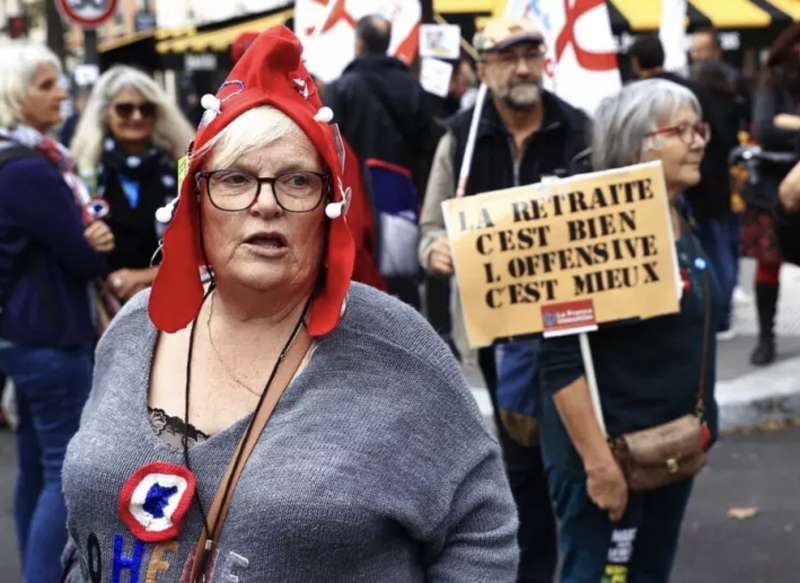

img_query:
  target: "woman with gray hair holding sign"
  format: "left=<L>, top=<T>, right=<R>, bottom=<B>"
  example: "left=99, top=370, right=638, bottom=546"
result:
left=538, top=79, right=719, bottom=582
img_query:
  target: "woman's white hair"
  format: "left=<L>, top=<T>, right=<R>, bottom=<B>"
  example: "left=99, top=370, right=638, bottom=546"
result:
left=70, top=65, right=195, bottom=175
left=591, top=79, right=702, bottom=171
left=194, top=105, right=309, bottom=170
left=0, top=43, right=61, bottom=128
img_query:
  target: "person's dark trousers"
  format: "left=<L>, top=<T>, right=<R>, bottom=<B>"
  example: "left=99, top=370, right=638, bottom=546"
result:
left=696, top=218, right=738, bottom=331
left=478, top=347, right=558, bottom=583
left=546, top=461, right=694, bottom=583
left=755, top=279, right=780, bottom=340
left=0, top=343, right=92, bottom=583
left=424, top=275, right=451, bottom=333
left=386, top=275, right=421, bottom=310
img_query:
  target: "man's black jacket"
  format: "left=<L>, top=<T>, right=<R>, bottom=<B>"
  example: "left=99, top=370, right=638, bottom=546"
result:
left=447, top=90, right=590, bottom=197
left=324, top=53, right=440, bottom=177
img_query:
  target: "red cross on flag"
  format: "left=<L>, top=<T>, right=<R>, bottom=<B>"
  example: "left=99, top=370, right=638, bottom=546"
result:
left=295, top=0, right=421, bottom=83
left=505, top=0, right=621, bottom=114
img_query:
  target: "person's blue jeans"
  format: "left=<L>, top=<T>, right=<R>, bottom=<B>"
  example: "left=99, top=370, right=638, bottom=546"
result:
left=546, top=465, right=693, bottom=583
left=696, top=216, right=740, bottom=331
left=539, top=390, right=695, bottom=583
left=0, top=343, right=92, bottom=583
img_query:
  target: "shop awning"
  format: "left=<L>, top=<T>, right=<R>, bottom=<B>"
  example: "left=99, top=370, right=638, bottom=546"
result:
left=156, top=8, right=293, bottom=54
left=98, top=26, right=195, bottom=54
left=608, top=0, right=799, bottom=33
left=433, top=0, right=499, bottom=12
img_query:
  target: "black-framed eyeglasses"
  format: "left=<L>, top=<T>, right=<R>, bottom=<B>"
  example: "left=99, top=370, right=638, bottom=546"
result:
left=196, top=169, right=331, bottom=213
left=113, top=101, right=157, bottom=120
left=484, top=46, right=545, bottom=69
left=645, top=121, right=711, bottom=145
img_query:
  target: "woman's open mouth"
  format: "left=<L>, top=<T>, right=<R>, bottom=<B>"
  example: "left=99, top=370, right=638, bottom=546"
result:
left=242, top=232, right=288, bottom=256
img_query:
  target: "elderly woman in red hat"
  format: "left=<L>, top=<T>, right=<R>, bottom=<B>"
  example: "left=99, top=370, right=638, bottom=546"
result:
left=59, top=27, right=518, bottom=582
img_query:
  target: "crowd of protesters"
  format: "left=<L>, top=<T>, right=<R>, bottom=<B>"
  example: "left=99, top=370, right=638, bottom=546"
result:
left=0, top=11, right=799, bottom=583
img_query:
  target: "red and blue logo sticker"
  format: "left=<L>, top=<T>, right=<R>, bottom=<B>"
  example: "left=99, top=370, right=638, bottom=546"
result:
left=118, top=463, right=196, bottom=543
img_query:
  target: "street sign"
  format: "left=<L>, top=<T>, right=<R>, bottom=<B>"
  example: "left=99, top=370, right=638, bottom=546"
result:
left=135, top=10, right=156, bottom=32
left=57, top=0, right=118, bottom=28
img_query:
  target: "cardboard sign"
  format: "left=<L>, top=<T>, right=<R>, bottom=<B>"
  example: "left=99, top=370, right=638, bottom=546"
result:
left=420, top=58, right=454, bottom=97
left=419, top=24, right=461, bottom=60
left=442, top=162, right=681, bottom=347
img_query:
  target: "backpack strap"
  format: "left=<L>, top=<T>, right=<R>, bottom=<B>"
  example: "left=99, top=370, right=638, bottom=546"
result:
left=0, top=143, right=40, bottom=167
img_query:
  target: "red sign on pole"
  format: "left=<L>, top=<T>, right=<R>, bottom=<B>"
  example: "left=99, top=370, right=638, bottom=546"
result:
left=57, top=0, right=118, bottom=28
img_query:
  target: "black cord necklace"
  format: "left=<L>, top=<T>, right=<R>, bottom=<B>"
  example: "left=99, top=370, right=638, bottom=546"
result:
left=181, top=284, right=309, bottom=578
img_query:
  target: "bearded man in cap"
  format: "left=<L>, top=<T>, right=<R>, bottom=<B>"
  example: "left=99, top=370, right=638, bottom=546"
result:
left=419, top=16, right=590, bottom=583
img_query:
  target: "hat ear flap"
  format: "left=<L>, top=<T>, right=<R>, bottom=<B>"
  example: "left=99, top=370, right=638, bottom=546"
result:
left=148, top=181, right=205, bottom=332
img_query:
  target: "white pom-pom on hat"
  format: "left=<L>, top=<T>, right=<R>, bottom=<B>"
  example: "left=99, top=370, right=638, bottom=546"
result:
left=313, top=106, right=334, bottom=123
left=200, top=94, right=221, bottom=114
left=156, top=198, right=179, bottom=224
left=325, top=201, right=343, bottom=219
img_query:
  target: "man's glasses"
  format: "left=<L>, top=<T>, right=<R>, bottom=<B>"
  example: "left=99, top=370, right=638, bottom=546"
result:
left=484, top=47, right=545, bottom=69
left=113, top=101, right=157, bottom=120
left=645, top=121, right=711, bottom=145
left=196, top=169, right=331, bottom=213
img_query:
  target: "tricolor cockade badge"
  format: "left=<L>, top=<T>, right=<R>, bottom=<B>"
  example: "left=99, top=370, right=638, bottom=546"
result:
left=118, top=462, right=196, bottom=543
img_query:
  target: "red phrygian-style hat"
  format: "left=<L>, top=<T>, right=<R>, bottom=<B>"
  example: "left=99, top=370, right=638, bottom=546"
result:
left=148, top=25, right=355, bottom=336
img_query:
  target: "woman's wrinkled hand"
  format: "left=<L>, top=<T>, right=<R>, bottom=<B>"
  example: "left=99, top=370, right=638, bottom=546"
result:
left=84, top=220, right=115, bottom=253
left=773, top=113, right=800, bottom=131
left=107, top=268, right=154, bottom=301
left=428, top=236, right=454, bottom=276
left=779, top=161, right=800, bottom=213
left=586, top=459, right=629, bottom=522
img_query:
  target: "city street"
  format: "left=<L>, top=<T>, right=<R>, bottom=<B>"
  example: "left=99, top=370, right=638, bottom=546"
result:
left=1, top=259, right=799, bottom=580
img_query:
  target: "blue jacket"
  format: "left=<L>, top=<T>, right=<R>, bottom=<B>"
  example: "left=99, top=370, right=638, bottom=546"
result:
left=0, top=154, right=107, bottom=347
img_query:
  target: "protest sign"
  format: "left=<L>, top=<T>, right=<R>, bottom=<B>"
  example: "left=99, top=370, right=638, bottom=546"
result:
left=504, top=0, right=621, bottom=114
left=419, top=23, right=461, bottom=59
left=295, top=0, right=421, bottom=83
left=419, top=57, right=454, bottom=97
left=442, top=161, right=681, bottom=347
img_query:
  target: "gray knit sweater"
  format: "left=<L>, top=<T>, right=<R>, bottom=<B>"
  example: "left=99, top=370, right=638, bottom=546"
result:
left=61, top=282, right=519, bottom=582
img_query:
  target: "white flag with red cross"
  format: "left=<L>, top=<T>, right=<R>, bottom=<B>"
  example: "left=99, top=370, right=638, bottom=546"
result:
left=295, top=0, right=421, bottom=84
left=504, top=0, right=621, bottom=115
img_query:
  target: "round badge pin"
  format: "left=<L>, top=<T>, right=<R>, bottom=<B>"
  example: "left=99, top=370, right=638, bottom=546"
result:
left=85, top=199, right=110, bottom=221
left=694, top=257, right=707, bottom=271
left=118, top=462, right=196, bottom=543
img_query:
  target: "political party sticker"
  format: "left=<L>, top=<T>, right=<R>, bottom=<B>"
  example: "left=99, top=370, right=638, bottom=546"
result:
left=118, top=462, right=196, bottom=543
left=541, top=299, right=598, bottom=337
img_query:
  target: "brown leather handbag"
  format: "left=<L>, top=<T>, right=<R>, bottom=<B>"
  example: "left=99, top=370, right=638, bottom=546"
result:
left=611, top=268, right=712, bottom=492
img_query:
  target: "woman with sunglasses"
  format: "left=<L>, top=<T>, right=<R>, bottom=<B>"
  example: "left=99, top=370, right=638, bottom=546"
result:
left=537, top=79, right=719, bottom=582
left=60, top=28, right=518, bottom=582
left=71, top=66, right=194, bottom=303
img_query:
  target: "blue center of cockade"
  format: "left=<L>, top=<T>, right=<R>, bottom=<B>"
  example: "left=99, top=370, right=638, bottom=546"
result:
left=142, top=483, right=178, bottom=518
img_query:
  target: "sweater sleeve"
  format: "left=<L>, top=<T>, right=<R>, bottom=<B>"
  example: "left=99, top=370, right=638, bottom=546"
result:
left=418, top=131, right=456, bottom=271
left=2, top=158, right=107, bottom=280
left=539, top=333, right=585, bottom=396
left=424, top=444, right=520, bottom=582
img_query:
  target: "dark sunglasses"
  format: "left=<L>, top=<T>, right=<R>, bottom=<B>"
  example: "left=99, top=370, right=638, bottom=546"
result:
left=113, top=101, right=157, bottom=119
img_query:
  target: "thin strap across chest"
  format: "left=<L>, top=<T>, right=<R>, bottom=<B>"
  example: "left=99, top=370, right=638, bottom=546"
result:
left=188, top=324, right=312, bottom=581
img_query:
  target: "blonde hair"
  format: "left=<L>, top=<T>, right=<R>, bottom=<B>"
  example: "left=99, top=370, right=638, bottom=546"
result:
left=0, top=43, right=62, bottom=128
left=70, top=65, right=194, bottom=175
left=194, top=105, right=302, bottom=170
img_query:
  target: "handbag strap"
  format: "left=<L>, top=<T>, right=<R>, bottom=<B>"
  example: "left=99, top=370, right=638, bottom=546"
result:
left=189, top=326, right=313, bottom=581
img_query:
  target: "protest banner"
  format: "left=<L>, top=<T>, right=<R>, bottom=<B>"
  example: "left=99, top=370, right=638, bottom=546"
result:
left=442, top=161, right=682, bottom=348
left=504, top=0, right=621, bottom=114
left=295, top=0, right=421, bottom=83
